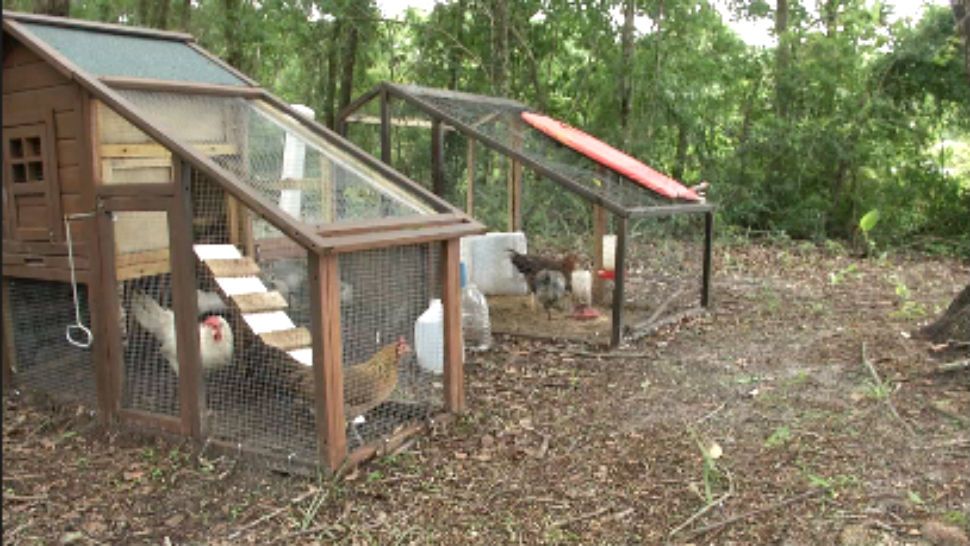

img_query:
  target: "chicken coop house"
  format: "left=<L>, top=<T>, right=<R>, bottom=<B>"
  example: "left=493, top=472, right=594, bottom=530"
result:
left=338, top=83, right=715, bottom=347
left=1, top=12, right=484, bottom=472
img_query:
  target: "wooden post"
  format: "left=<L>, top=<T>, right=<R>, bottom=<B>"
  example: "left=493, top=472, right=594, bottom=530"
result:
left=507, top=158, right=522, bottom=232
left=466, top=138, right=475, bottom=215
left=592, top=204, right=607, bottom=305
left=96, top=204, right=124, bottom=419
left=308, top=251, right=346, bottom=471
left=380, top=90, right=391, bottom=165
left=441, top=238, right=464, bottom=412
left=171, top=160, right=204, bottom=438
left=431, top=119, right=445, bottom=197
left=610, top=216, right=628, bottom=348
left=2, top=278, right=16, bottom=391
left=702, top=210, right=714, bottom=308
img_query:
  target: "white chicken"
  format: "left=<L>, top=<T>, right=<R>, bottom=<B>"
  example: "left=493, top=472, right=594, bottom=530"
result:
left=131, top=290, right=234, bottom=376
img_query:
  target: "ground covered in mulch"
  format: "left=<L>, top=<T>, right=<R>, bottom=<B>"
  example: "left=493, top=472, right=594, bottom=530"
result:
left=4, top=242, right=969, bottom=545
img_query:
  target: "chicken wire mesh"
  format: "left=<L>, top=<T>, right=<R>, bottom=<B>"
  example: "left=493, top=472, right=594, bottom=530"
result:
left=339, top=243, right=442, bottom=451
left=190, top=170, right=318, bottom=463
left=115, top=211, right=180, bottom=417
left=4, top=278, right=97, bottom=407
left=111, top=89, right=437, bottom=225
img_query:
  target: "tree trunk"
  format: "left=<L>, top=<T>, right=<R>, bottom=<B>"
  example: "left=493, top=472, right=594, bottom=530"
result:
left=179, top=0, right=192, bottom=31
left=223, top=0, right=245, bottom=71
left=323, top=20, right=342, bottom=129
left=672, top=119, right=689, bottom=181
left=490, top=0, right=509, bottom=96
left=153, top=0, right=171, bottom=30
left=337, top=21, right=360, bottom=114
left=619, top=0, right=636, bottom=147
left=953, top=0, right=970, bottom=84
left=920, top=283, right=970, bottom=343
left=774, top=0, right=791, bottom=118
left=32, top=0, right=69, bottom=16
left=448, top=0, right=465, bottom=90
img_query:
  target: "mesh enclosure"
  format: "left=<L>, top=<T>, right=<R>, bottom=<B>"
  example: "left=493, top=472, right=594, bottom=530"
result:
left=115, top=211, right=180, bottom=416
left=339, top=244, right=443, bottom=451
left=190, top=171, right=318, bottom=463
left=113, top=89, right=437, bottom=225
left=392, top=84, right=672, bottom=211
left=5, top=278, right=97, bottom=407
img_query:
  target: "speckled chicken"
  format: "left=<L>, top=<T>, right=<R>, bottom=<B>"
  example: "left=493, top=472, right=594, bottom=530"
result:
left=507, top=249, right=578, bottom=293
left=535, top=269, right=568, bottom=320
left=294, top=337, right=411, bottom=419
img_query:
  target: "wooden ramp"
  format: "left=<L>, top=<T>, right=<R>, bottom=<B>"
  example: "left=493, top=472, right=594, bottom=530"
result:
left=194, top=244, right=312, bottom=367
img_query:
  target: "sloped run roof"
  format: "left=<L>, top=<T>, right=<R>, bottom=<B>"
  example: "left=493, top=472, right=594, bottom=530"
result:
left=347, top=83, right=714, bottom=217
left=2, top=12, right=481, bottom=252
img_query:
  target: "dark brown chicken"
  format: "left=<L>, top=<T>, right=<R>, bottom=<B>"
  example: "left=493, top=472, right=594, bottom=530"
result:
left=508, top=249, right=578, bottom=293
left=294, top=337, right=411, bottom=419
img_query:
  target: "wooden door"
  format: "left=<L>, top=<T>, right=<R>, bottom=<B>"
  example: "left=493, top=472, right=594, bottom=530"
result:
left=2, top=117, right=61, bottom=242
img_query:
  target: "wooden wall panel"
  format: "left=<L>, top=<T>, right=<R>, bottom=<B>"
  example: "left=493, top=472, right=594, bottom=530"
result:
left=2, top=84, right=79, bottom=117
left=2, top=41, right=41, bottom=68
left=2, top=60, right=68, bottom=94
left=57, top=138, right=80, bottom=166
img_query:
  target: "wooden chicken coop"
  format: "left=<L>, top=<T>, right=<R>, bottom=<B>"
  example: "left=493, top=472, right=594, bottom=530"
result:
left=1, top=12, right=484, bottom=472
left=338, top=83, right=715, bottom=347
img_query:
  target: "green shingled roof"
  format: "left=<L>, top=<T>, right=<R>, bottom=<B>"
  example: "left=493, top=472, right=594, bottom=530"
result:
left=20, top=22, right=247, bottom=86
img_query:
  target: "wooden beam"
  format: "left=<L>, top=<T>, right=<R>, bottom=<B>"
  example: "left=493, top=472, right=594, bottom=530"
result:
left=441, top=238, right=464, bottom=412
left=170, top=161, right=204, bottom=438
left=3, top=11, right=194, bottom=41
left=100, top=143, right=238, bottom=158
left=592, top=204, right=607, bottom=305
left=99, top=76, right=260, bottom=97
left=380, top=89, right=391, bottom=165
left=431, top=119, right=445, bottom=196
left=466, top=139, right=476, bottom=215
left=2, top=278, right=17, bottom=390
left=611, top=216, right=628, bottom=348
left=702, top=210, right=714, bottom=308
left=308, top=252, right=346, bottom=471
left=96, top=208, right=124, bottom=421
left=326, top=222, right=485, bottom=254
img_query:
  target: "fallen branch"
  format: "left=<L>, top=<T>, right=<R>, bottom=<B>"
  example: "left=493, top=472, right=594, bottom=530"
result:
left=668, top=465, right=736, bottom=539
left=548, top=506, right=615, bottom=529
left=533, top=347, right=655, bottom=359
left=680, top=488, right=824, bottom=541
left=862, top=342, right=917, bottom=438
left=933, top=358, right=970, bottom=374
left=228, top=488, right=319, bottom=539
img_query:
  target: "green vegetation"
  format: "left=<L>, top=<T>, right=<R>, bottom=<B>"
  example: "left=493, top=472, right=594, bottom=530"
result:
left=6, top=0, right=967, bottom=253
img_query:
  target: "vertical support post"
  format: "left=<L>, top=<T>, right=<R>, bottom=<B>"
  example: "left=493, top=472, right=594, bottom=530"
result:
left=592, top=204, right=607, bottom=305
left=431, top=119, right=445, bottom=197
left=2, top=278, right=16, bottom=391
left=171, top=159, right=204, bottom=438
left=309, top=251, right=346, bottom=471
left=701, top=209, right=714, bottom=308
left=96, top=204, right=123, bottom=419
left=441, top=238, right=464, bottom=413
left=507, top=159, right=522, bottom=232
left=611, top=215, right=628, bottom=348
left=84, top=214, right=112, bottom=423
left=380, top=89, right=391, bottom=165
left=466, top=138, right=476, bottom=215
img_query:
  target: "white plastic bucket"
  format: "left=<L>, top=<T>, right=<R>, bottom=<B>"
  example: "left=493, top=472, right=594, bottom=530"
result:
left=414, top=299, right=444, bottom=374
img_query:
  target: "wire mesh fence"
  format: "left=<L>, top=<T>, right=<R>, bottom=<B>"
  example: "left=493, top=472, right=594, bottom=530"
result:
left=338, top=243, right=443, bottom=451
left=190, top=170, right=318, bottom=463
left=115, top=211, right=180, bottom=417
left=5, top=278, right=97, bottom=407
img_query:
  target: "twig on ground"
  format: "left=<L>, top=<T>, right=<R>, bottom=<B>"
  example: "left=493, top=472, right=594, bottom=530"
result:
left=668, top=467, right=736, bottom=539
left=533, top=346, right=655, bottom=359
left=548, top=506, right=616, bottom=529
left=228, top=488, right=319, bottom=539
left=862, top=342, right=917, bottom=438
left=933, top=358, right=970, bottom=374
left=3, top=492, right=48, bottom=502
left=680, top=488, right=825, bottom=541
left=695, top=402, right=727, bottom=424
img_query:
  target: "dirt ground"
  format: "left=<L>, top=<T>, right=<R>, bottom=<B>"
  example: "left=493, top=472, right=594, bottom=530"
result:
left=4, top=242, right=969, bottom=545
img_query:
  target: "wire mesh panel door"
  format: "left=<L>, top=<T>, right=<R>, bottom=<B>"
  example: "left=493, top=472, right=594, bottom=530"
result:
left=112, top=209, right=183, bottom=421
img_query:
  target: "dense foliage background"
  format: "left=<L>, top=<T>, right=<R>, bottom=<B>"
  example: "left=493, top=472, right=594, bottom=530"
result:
left=7, top=0, right=969, bottom=253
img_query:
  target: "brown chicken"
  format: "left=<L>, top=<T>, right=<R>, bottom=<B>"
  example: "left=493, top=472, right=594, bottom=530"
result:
left=508, top=249, right=578, bottom=293
left=294, top=337, right=411, bottom=419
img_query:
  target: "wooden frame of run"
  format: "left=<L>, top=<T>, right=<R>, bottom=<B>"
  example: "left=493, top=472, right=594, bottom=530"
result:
left=3, top=12, right=484, bottom=473
left=337, top=81, right=716, bottom=348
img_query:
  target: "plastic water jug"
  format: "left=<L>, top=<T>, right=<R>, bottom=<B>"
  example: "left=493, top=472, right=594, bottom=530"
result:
left=603, top=235, right=617, bottom=271
left=414, top=299, right=444, bottom=374
left=461, top=283, right=492, bottom=352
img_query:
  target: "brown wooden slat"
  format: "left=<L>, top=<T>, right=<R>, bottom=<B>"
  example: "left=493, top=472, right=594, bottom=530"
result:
left=61, top=193, right=89, bottom=215
left=2, top=84, right=79, bottom=117
left=2, top=278, right=17, bottom=389
left=100, top=76, right=261, bottom=97
left=204, top=257, right=260, bottom=277
left=441, top=238, right=464, bottom=413
left=99, top=143, right=238, bottom=158
left=59, top=167, right=82, bottom=193
left=4, top=12, right=195, bottom=41
left=57, top=139, right=80, bottom=167
left=3, top=239, right=88, bottom=256
left=2, top=60, right=68, bottom=94
left=260, top=327, right=311, bottom=351
left=309, top=253, right=346, bottom=470
left=2, top=253, right=90, bottom=270
left=327, top=221, right=485, bottom=254
left=54, top=109, right=80, bottom=139
left=2, top=40, right=41, bottom=68
left=234, top=291, right=288, bottom=313
left=1, top=264, right=91, bottom=284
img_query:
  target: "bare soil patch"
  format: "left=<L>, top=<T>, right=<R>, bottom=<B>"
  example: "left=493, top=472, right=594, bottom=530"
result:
left=4, top=243, right=969, bottom=545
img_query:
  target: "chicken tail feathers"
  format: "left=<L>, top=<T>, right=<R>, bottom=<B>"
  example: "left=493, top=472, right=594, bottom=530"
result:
left=130, top=289, right=171, bottom=338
